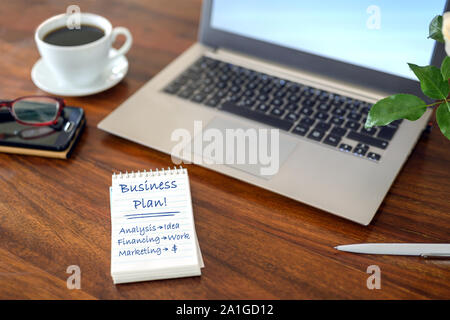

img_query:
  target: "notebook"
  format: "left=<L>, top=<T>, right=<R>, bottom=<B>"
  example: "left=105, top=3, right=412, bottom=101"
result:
left=109, top=167, right=204, bottom=284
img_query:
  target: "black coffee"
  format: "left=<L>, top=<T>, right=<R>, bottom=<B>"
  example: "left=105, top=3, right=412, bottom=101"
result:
left=43, top=25, right=105, bottom=46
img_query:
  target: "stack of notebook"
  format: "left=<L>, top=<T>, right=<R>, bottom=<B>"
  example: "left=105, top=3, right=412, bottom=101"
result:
left=109, top=167, right=204, bottom=284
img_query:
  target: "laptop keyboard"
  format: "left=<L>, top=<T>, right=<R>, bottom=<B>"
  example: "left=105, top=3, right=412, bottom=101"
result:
left=163, top=56, right=402, bottom=162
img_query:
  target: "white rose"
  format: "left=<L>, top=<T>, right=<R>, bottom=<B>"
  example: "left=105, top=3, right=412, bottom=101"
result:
left=442, top=12, right=450, bottom=55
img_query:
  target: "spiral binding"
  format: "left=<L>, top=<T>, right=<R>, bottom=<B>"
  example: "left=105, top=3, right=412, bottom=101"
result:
left=112, top=166, right=186, bottom=179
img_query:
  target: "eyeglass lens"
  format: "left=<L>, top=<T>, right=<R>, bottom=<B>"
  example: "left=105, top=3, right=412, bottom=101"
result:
left=12, top=97, right=59, bottom=124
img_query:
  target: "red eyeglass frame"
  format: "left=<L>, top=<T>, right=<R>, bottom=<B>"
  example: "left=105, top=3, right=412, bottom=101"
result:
left=0, top=95, right=65, bottom=126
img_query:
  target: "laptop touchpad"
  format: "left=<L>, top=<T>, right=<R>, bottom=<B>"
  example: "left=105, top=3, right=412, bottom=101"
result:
left=186, top=117, right=297, bottom=180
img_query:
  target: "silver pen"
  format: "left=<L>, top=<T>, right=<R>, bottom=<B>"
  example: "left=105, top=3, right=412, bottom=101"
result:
left=334, top=243, right=450, bottom=259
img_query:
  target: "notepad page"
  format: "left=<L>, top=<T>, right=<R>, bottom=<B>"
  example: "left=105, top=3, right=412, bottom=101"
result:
left=109, top=188, right=204, bottom=272
left=110, top=169, right=200, bottom=276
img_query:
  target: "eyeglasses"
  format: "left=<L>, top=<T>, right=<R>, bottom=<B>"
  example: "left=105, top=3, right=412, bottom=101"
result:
left=0, top=95, right=65, bottom=126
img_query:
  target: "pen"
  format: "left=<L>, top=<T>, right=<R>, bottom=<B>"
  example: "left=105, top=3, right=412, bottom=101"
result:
left=334, top=243, right=450, bottom=258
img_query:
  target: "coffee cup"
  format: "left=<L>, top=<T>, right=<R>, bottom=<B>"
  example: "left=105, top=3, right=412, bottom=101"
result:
left=35, top=13, right=132, bottom=87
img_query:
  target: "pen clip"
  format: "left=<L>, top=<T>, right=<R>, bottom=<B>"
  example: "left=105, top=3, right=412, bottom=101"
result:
left=420, top=253, right=450, bottom=259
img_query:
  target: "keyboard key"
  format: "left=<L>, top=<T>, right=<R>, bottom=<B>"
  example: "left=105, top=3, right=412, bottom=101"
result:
left=205, top=97, right=221, bottom=107
left=323, top=134, right=341, bottom=147
left=347, top=112, right=362, bottom=121
left=288, top=84, right=301, bottom=92
left=260, top=85, right=274, bottom=94
left=307, top=129, right=325, bottom=141
left=314, top=122, right=331, bottom=132
left=313, top=89, right=322, bottom=96
left=230, top=86, right=241, bottom=94
left=303, top=99, right=317, bottom=107
left=285, top=103, right=299, bottom=111
left=367, top=152, right=381, bottom=161
left=318, top=92, right=330, bottom=101
left=345, top=121, right=360, bottom=131
left=233, top=78, right=245, bottom=85
left=164, top=84, right=180, bottom=94
left=247, top=82, right=258, bottom=90
left=347, top=131, right=389, bottom=149
left=332, top=107, right=347, bottom=116
left=360, top=127, right=377, bottom=136
left=356, top=143, right=370, bottom=151
left=286, top=112, right=300, bottom=122
left=318, top=103, right=331, bottom=112
left=300, top=106, right=314, bottom=116
left=172, top=76, right=189, bottom=86
left=227, top=94, right=241, bottom=102
left=270, top=107, right=285, bottom=117
left=178, top=90, right=194, bottom=99
left=274, top=90, right=286, bottom=98
left=353, top=147, right=367, bottom=156
left=257, top=103, right=270, bottom=112
left=300, top=117, right=315, bottom=127
left=378, top=126, right=397, bottom=140
left=216, top=90, right=228, bottom=98
left=330, top=116, right=345, bottom=126
left=346, top=102, right=359, bottom=111
left=239, top=68, right=251, bottom=77
left=360, top=106, right=371, bottom=114
left=202, top=77, right=213, bottom=86
left=202, top=85, right=215, bottom=94
left=185, top=83, right=200, bottom=92
left=292, top=124, right=310, bottom=136
left=243, top=98, right=256, bottom=108
left=259, top=74, right=271, bottom=84
left=221, top=101, right=294, bottom=131
left=257, top=94, right=269, bottom=101
left=314, top=111, right=329, bottom=121
left=191, top=93, right=206, bottom=103
left=332, top=96, right=346, bottom=107
left=388, top=119, right=403, bottom=128
left=352, top=100, right=362, bottom=108
left=271, top=98, right=284, bottom=107
left=330, top=127, right=347, bottom=137
left=288, top=94, right=301, bottom=103
left=339, top=143, right=352, bottom=152
left=206, top=71, right=218, bottom=79
left=183, top=72, right=200, bottom=81
left=273, top=78, right=287, bottom=88
left=302, top=87, right=315, bottom=97
left=347, top=100, right=360, bottom=109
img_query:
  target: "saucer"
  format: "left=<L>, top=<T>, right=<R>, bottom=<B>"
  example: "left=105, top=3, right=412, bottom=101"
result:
left=31, top=49, right=128, bottom=97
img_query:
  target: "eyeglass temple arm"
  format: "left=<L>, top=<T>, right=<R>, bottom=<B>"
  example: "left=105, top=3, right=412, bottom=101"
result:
left=0, top=100, right=12, bottom=106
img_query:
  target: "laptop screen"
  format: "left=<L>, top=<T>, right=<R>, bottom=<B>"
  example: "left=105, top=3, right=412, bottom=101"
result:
left=210, top=0, right=446, bottom=81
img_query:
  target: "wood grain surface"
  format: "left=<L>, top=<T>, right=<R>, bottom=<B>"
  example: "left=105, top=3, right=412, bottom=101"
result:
left=0, top=0, right=449, bottom=299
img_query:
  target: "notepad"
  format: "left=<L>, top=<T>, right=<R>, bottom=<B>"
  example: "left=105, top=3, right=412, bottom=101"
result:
left=109, top=167, right=204, bottom=284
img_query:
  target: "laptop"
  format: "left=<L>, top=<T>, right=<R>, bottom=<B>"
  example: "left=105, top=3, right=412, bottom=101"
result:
left=98, top=0, right=448, bottom=225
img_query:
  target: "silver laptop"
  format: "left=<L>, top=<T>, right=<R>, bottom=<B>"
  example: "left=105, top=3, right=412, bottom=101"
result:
left=98, top=0, right=448, bottom=225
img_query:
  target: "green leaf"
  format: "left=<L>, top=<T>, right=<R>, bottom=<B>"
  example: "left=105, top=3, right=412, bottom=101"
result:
left=436, top=103, right=450, bottom=139
left=441, top=56, right=450, bottom=80
left=428, top=15, right=444, bottom=43
left=442, top=99, right=450, bottom=114
left=408, top=63, right=449, bottom=100
left=365, top=94, right=427, bottom=128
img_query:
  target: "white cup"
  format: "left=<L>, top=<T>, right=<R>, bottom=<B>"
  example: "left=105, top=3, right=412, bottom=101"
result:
left=35, top=13, right=132, bottom=87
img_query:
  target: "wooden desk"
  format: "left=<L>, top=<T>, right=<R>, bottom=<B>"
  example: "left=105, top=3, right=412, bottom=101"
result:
left=0, top=0, right=449, bottom=299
